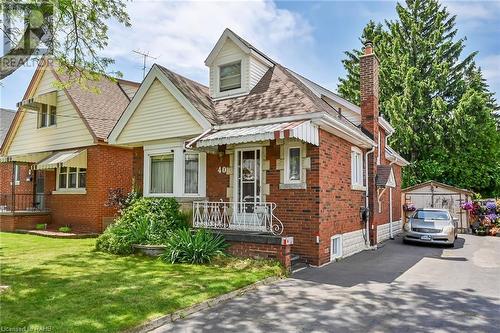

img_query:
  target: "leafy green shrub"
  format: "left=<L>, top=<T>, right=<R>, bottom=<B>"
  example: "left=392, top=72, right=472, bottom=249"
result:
left=95, top=197, right=186, bottom=255
left=35, top=223, right=47, bottom=230
left=58, top=226, right=71, bottom=233
left=161, top=228, right=228, bottom=264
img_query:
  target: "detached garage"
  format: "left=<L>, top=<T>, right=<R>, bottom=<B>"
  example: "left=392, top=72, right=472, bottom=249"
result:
left=402, top=181, right=473, bottom=232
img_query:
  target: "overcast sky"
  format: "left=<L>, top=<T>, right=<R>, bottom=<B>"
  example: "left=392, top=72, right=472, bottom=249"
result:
left=1, top=0, right=499, bottom=110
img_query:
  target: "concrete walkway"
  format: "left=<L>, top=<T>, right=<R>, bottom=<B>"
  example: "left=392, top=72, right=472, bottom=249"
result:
left=150, top=234, right=500, bottom=333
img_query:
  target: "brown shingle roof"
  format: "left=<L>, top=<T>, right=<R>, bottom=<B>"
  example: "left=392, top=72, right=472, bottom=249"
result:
left=0, top=108, right=16, bottom=146
left=376, top=165, right=394, bottom=187
left=156, top=65, right=216, bottom=124
left=53, top=68, right=139, bottom=140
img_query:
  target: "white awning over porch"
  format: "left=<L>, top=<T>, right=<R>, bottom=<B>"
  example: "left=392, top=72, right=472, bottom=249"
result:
left=0, top=152, right=51, bottom=163
left=194, top=120, right=319, bottom=148
left=36, top=149, right=87, bottom=170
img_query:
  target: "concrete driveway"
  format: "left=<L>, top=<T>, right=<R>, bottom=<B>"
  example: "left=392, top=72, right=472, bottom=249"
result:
left=151, top=234, right=500, bottom=333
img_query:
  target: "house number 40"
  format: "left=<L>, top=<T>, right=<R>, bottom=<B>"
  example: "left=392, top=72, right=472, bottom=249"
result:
left=217, top=166, right=227, bottom=174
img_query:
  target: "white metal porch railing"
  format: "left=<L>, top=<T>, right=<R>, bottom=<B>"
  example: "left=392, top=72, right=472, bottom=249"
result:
left=192, top=201, right=284, bottom=235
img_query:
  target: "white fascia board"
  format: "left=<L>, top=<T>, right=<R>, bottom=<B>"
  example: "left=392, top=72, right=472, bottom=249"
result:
left=155, top=69, right=212, bottom=130
left=214, top=112, right=324, bottom=131
left=108, top=65, right=212, bottom=145
left=378, top=116, right=395, bottom=135
left=249, top=50, right=274, bottom=67
left=205, top=29, right=251, bottom=66
left=316, top=114, right=375, bottom=148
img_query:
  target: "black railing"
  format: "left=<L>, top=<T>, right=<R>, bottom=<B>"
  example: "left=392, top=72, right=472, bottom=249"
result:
left=0, top=193, right=48, bottom=212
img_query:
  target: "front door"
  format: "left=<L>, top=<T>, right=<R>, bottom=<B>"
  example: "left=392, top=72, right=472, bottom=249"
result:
left=35, top=170, right=45, bottom=210
left=234, top=148, right=262, bottom=217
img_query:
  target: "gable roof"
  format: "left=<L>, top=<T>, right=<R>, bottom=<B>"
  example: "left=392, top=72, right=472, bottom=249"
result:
left=52, top=68, right=139, bottom=140
left=0, top=108, right=16, bottom=146
left=376, top=165, right=396, bottom=188
left=156, top=65, right=216, bottom=124
left=205, top=28, right=275, bottom=67
left=402, top=180, right=473, bottom=194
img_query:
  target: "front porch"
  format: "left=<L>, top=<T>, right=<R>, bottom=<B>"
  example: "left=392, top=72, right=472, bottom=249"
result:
left=193, top=201, right=284, bottom=235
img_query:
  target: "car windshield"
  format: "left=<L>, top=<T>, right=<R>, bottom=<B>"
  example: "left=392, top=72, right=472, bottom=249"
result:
left=413, top=210, right=450, bottom=220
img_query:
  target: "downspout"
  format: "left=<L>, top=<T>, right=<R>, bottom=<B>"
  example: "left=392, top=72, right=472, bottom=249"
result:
left=365, top=146, right=375, bottom=246
left=385, top=131, right=395, bottom=240
left=389, top=160, right=396, bottom=239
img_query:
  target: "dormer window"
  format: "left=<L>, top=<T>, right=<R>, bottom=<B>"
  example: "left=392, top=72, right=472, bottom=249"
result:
left=38, top=104, right=56, bottom=128
left=219, top=61, right=241, bottom=92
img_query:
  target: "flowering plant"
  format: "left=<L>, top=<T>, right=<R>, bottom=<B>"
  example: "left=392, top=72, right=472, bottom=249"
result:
left=403, top=203, right=416, bottom=212
left=462, top=201, right=474, bottom=211
left=486, top=201, right=496, bottom=212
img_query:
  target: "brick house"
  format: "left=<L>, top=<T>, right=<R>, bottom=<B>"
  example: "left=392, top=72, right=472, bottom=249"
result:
left=0, top=60, right=140, bottom=233
left=108, top=29, right=408, bottom=266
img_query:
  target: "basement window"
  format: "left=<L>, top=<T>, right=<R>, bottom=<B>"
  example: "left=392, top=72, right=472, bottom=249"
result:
left=219, top=61, right=241, bottom=92
left=330, top=235, right=343, bottom=261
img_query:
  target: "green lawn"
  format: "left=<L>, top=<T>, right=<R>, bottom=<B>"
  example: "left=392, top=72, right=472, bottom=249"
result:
left=0, top=232, right=282, bottom=333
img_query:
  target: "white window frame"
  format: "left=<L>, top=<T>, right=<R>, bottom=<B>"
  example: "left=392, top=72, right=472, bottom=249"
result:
left=143, top=145, right=206, bottom=198
left=38, top=104, right=57, bottom=128
left=14, top=164, right=20, bottom=185
left=351, top=146, right=365, bottom=190
left=54, top=166, right=87, bottom=194
left=285, top=145, right=302, bottom=184
left=330, top=234, right=343, bottom=261
left=219, top=60, right=242, bottom=93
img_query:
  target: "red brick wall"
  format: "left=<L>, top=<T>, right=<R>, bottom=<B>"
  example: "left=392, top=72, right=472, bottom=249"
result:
left=132, top=147, right=144, bottom=193
left=227, top=241, right=291, bottom=271
left=0, top=213, right=51, bottom=231
left=44, top=145, right=134, bottom=233
left=317, top=130, right=367, bottom=264
left=206, top=151, right=230, bottom=201
left=0, top=162, right=34, bottom=195
left=265, top=141, right=321, bottom=265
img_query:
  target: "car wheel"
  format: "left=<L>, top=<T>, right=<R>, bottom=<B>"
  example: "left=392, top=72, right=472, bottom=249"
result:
left=455, top=234, right=458, bottom=240
left=403, top=239, right=409, bottom=245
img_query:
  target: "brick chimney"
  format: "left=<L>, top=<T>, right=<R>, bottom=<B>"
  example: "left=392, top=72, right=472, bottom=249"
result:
left=360, top=41, right=379, bottom=139
left=360, top=41, right=380, bottom=245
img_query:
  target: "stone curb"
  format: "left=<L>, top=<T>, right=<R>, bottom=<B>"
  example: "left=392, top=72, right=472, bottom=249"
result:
left=123, top=276, right=282, bottom=333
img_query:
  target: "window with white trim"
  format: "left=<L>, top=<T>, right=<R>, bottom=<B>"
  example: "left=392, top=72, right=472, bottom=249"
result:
left=285, top=146, right=302, bottom=183
left=146, top=148, right=205, bottom=197
left=351, top=147, right=364, bottom=188
left=331, top=234, right=343, bottom=261
left=184, top=154, right=199, bottom=194
left=150, top=154, right=174, bottom=194
left=38, top=104, right=56, bottom=128
left=57, top=166, right=86, bottom=190
left=14, top=164, right=21, bottom=184
left=219, top=61, right=241, bottom=92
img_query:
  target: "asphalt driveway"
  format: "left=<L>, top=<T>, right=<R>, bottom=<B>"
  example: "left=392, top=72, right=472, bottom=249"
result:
left=151, top=234, right=500, bottom=333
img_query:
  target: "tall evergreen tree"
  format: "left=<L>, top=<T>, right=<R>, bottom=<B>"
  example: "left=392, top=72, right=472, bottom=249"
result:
left=338, top=0, right=500, bottom=196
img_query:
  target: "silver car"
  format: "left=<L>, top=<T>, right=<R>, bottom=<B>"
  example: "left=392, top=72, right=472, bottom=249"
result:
left=403, top=208, right=458, bottom=246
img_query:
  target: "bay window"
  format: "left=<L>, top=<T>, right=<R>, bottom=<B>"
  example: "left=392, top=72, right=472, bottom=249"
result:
left=184, top=154, right=199, bottom=194
left=150, top=154, right=174, bottom=194
left=146, top=147, right=205, bottom=197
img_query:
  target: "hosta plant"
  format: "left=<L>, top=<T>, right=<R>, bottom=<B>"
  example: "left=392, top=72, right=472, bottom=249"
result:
left=161, top=229, right=228, bottom=264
